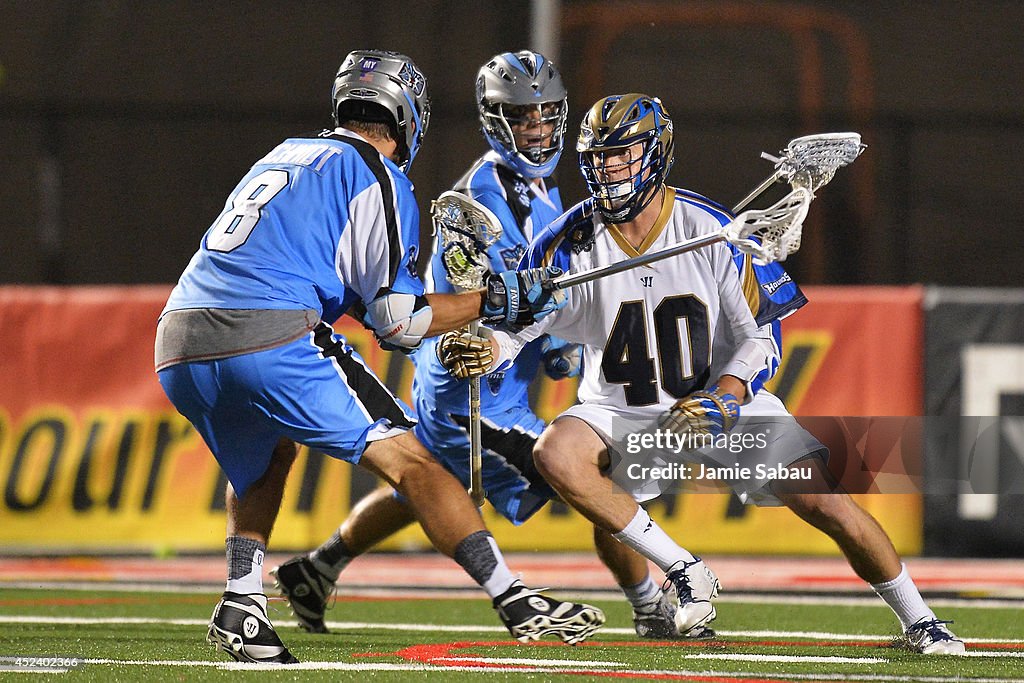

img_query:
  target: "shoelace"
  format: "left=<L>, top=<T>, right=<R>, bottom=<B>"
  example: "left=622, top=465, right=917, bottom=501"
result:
left=907, top=618, right=956, bottom=640
left=662, top=559, right=696, bottom=598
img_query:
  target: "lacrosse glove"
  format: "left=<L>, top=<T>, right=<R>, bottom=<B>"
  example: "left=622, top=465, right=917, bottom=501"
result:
left=540, top=335, right=582, bottom=379
left=436, top=328, right=494, bottom=380
left=481, top=266, right=567, bottom=326
left=659, top=385, right=741, bottom=438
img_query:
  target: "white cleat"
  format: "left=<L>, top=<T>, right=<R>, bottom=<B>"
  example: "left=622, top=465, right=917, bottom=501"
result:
left=904, top=618, right=966, bottom=655
left=633, top=589, right=716, bottom=640
left=664, top=558, right=721, bottom=636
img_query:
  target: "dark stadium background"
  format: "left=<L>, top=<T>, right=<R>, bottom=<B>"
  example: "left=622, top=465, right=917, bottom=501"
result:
left=1, top=1, right=1021, bottom=287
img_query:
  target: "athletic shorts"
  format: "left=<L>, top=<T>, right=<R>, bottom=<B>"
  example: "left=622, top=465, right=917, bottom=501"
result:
left=559, top=390, right=828, bottom=506
left=158, top=322, right=415, bottom=497
left=411, top=398, right=556, bottom=524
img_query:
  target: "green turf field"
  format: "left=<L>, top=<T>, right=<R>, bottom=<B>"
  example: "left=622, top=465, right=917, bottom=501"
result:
left=0, top=587, right=1020, bottom=681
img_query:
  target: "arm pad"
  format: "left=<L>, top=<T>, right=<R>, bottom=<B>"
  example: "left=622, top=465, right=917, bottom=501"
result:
left=718, top=334, right=777, bottom=404
left=365, top=290, right=433, bottom=349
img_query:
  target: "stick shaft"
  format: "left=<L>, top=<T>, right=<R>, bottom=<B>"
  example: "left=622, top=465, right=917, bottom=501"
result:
left=731, top=169, right=783, bottom=213
left=552, top=233, right=725, bottom=290
left=550, top=170, right=781, bottom=291
left=467, top=320, right=485, bottom=507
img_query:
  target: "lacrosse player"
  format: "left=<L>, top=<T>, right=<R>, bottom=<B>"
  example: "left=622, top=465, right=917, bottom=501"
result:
left=437, top=93, right=965, bottom=654
left=155, top=50, right=605, bottom=664
left=275, top=51, right=711, bottom=641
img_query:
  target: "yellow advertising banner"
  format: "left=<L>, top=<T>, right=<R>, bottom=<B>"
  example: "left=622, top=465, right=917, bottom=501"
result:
left=0, top=285, right=923, bottom=554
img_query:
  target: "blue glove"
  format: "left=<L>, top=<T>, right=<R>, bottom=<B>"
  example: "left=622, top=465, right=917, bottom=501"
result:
left=481, top=266, right=567, bottom=326
left=540, top=335, right=582, bottom=379
left=659, top=385, right=740, bottom=437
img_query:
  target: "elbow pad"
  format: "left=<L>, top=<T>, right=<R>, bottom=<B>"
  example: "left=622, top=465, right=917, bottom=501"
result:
left=365, top=290, right=433, bottom=349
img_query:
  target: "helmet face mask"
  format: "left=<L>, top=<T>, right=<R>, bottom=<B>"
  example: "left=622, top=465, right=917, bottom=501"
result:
left=477, top=51, right=567, bottom=178
left=333, top=50, right=430, bottom=172
left=577, top=94, right=675, bottom=223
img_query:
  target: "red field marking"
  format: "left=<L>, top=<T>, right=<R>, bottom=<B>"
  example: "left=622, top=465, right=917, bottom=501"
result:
left=372, top=641, right=801, bottom=681
left=369, top=636, right=1024, bottom=664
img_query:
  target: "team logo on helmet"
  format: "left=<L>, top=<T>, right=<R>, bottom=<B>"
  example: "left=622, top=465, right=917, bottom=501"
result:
left=398, top=62, right=426, bottom=96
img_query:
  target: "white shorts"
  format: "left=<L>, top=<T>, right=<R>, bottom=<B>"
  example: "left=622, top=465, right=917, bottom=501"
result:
left=558, top=391, right=827, bottom=506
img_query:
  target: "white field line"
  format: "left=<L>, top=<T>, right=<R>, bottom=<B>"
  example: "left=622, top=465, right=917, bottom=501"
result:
left=3, top=580, right=1024, bottom=609
left=687, top=653, right=887, bottom=663
left=37, top=658, right=1024, bottom=682
left=434, top=656, right=623, bottom=666
left=1, top=615, right=1022, bottom=645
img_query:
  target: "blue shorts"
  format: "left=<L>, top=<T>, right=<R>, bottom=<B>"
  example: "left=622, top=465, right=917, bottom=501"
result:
left=411, top=399, right=556, bottom=524
left=158, top=322, right=415, bottom=497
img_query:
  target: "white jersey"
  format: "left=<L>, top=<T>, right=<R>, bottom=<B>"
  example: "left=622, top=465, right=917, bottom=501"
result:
left=494, top=188, right=777, bottom=416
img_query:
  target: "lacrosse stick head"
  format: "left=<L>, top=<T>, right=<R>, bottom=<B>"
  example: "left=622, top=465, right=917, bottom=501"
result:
left=431, top=191, right=504, bottom=290
left=725, top=187, right=812, bottom=263
left=769, top=132, right=865, bottom=193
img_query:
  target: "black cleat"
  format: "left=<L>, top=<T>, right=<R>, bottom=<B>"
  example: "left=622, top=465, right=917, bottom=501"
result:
left=271, top=556, right=334, bottom=634
left=493, top=582, right=605, bottom=645
left=207, top=592, right=298, bottom=664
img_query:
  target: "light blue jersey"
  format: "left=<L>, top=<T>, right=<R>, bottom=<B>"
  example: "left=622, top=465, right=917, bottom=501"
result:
left=164, top=128, right=423, bottom=323
left=157, top=128, right=423, bottom=497
left=410, top=152, right=565, bottom=523
left=415, top=151, right=564, bottom=414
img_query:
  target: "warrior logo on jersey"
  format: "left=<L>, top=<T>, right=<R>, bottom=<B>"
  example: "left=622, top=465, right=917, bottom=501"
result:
left=486, top=371, right=506, bottom=396
left=398, top=62, right=426, bottom=96
left=499, top=244, right=526, bottom=270
left=406, top=245, right=419, bottom=278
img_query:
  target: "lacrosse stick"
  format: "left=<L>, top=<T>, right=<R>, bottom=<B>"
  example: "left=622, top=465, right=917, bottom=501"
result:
left=733, top=132, right=866, bottom=212
left=430, top=190, right=503, bottom=507
left=552, top=132, right=864, bottom=290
